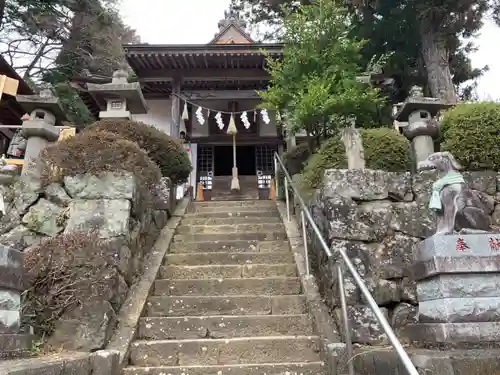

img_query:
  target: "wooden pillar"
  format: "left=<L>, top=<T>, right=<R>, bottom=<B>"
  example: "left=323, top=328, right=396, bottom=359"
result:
left=171, top=77, right=182, bottom=138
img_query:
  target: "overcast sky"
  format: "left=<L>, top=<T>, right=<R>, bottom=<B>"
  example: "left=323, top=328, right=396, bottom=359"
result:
left=120, top=0, right=499, bottom=99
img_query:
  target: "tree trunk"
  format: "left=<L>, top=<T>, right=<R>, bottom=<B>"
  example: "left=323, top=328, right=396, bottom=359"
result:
left=0, top=0, right=5, bottom=28
left=419, top=24, right=457, bottom=103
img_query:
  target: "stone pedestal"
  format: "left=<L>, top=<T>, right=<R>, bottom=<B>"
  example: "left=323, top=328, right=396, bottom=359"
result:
left=393, top=95, right=454, bottom=165
left=86, top=69, right=147, bottom=121
left=16, top=90, right=68, bottom=175
left=21, top=116, right=59, bottom=171
left=403, top=234, right=500, bottom=347
left=0, top=245, right=32, bottom=358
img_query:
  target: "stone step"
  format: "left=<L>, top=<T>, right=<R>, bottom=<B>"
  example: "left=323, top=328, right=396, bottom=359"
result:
left=176, top=223, right=285, bottom=235
left=193, top=200, right=276, bottom=208
left=123, top=362, right=326, bottom=375
left=210, top=195, right=259, bottom=201
left=168, top=240, right=290, bottom=254
left=146, top=295, right=307, bottom=317
left=129, top=336, right=321, bottom=366
left=165, top=251, right=294, bottom=266
left=173, top=232, right=287, bottom=243
left=180, top=216, right=282, bottom=226
left=184, top=210, right=280, bottom=218
left=138, top=314, right=313, bottom=340
left=161, top=264, right=297, bottom=279
left=153, top=277, right=301, bottom=296
left=192, top=206, right=277, bottom=215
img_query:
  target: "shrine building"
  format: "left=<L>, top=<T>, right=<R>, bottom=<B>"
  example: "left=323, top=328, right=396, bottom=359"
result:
left=76, top=11, right=285, bottom=200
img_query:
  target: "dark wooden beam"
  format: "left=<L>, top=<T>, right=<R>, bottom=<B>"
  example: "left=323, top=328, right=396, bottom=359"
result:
left=138, top=68, right=269, bottom=82
left=191, top=135, right=282, bottom=145
left=182, top=90, right=262, bottom=100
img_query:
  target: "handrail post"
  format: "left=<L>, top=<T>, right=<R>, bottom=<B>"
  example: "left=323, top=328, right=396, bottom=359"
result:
left=337, top=264, right=355, bottom=375
left=301, top=210, right=310, bottom=277
left=274, top=154, right=279, bottom=197
left=284, top=176, right=290, bottom=222
left=272, top=152, right=419, bottom=375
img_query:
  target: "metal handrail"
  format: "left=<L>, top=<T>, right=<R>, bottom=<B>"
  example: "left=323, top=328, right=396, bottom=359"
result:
left=274, top=152, right=418, bottom=375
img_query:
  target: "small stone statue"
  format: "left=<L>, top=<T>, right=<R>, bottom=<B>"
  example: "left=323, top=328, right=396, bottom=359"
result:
left=418, top=152, right=491, bottom=235
left=409, top=85, right=424, bottom=98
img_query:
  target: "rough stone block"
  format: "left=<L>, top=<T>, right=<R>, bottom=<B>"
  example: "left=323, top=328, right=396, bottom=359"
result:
left=391, top=302, right=418, bottom=329
left=152, top=210, right=168, bottom=229
left=390, top=202, right=435, bottom=239
left=373, top=233, right=418, bottom=278
left=322, top=169, right=413, bottom=201
left=325, top=198, right=391, bottom=241
left=0, top=225, right=45, bottom=252
left=90, top=349, right=121, bottom=375
left=0, top=246, right=24, bottom=291
left=462, top=171, right=498, bottom=195
left=64, top=172, right=137, bottom=200
left=44, top=183, right=71, bottom=206
left=419, top=297, right=500, bottom=323
left=418, top=273, right=500, bottom=301
left=416, top=234, right=500, bottom=262
left=49, top=300, right=117, bottom=351
left=335, top=305, right=389, bottom=345
left=152, top=177, right=171, bottom=212
left=65, top=199, right=131, bottom=238
left=22, top=198, right=65, bottom=236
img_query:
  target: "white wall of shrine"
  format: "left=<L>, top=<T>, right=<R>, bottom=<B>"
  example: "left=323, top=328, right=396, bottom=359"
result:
left=130, top=97, right=279, bottom=138
left=131, top=98, right=173, bottom=135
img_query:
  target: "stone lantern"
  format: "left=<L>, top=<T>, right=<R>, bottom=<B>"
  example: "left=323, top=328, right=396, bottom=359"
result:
left=16, top=88, right=67, bottom=175
left=393, top=86, right=454, bottom=165
left=86, top=68, right=147, bottom=120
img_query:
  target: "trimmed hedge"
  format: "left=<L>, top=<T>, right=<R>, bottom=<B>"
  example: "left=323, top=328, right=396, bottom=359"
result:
left=40, top=130, right=161, bottom=192
left=282, top=143, right=312, bottom=176
left=85, top=120, right=192, bottom=184
left=300, top=128, right=411, bottom=189
left=301, top=136, right=347, bottom=188
left=441, top=102, right=500, bottom=170
left=362, top=128, right=412, bottom=172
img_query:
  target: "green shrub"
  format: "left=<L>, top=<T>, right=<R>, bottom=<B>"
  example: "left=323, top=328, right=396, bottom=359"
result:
left=301, top=136, right=347, bottom=188
left=282, top=143, right=312, bottom=176
left=300, top=128, right=411, bottom=189
left=361, top=128, right=412, bottom=172
left=40, top=131, right=161, bottom=194
left=85, top=120, right=192, bottom=184
left=441, top=102, right=500, bottom=170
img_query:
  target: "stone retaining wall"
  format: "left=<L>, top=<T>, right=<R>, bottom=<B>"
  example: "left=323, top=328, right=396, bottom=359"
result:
left=0, top=171, right=173, bottom=353
left=304, top=169, right=500, bottom=345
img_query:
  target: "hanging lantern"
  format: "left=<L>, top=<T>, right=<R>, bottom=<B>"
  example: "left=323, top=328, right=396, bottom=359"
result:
left=226, top=113, right=238, bottom=135
left=182, top=102, right=189, bottom=120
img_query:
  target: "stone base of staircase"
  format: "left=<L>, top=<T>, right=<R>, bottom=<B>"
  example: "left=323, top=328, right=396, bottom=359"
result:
left=210, top=176, right=260, bottom=201
left=122, top=199, right=326, bottom=375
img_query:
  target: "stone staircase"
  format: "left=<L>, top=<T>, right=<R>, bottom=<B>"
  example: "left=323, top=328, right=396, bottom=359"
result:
left=211, top=176, right=259, bottom=200
left=123, top=200, right=326, bottom=375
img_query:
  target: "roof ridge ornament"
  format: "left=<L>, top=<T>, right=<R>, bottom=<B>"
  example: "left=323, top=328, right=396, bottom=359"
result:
left=218, top=9, right=247, bottom=32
